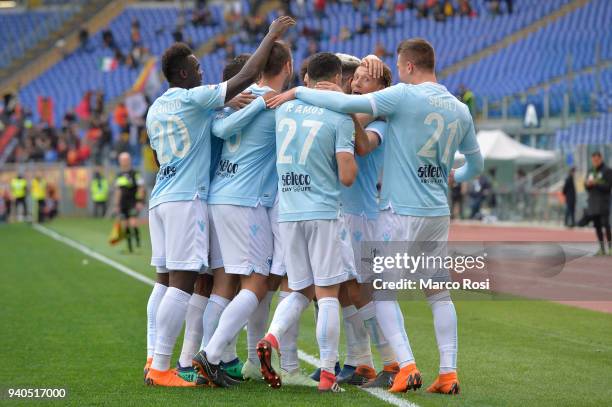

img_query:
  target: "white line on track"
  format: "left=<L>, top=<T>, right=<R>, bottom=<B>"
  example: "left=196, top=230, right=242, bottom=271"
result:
left=34, top=224, right=420, bottom=407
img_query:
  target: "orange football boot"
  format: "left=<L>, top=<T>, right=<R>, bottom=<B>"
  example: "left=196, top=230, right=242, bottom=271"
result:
left=388, top=363, right=422, bottom=393
left=145, top=368, right=196, bottom=387
left=426, top=372, right=460, bottom=395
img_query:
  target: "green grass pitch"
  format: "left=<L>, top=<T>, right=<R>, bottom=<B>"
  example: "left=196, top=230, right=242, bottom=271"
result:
left=1, top=218, right=610, bottom=406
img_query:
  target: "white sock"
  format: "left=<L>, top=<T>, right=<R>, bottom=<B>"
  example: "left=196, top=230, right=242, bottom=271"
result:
left=375, top=300, right=415, bottom=368
left=342, top=305, right=374, bottom=368
left=221, top=332, right=239, bottom=364
left=359, top=301, right=396, bottom=366
left=151, top=287, right=191, bottom=371
left=205, top=289, right=259, bottom=365
left=278, top=291, right=299, bottom=373
left=146, top=283, right=167, bottom=358
left=178, top=294, right=208, bottom=368
left=200, top=294, right=230, bottom=350
left=247, top=291, right=274, bottom=365
left=268, top=292, right=310, bottom=341
left=428, top=291, right=457, bottom=373
left=317, top=297, right=340, bottom=373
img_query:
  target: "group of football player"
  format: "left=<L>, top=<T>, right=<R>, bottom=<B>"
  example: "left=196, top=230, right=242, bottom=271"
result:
left=142, top=15, right=483, bottom=396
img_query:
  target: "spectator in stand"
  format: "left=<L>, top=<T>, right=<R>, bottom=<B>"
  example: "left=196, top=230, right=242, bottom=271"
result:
left=314, top=0, right=326, bottom=18
left=562, top=167, right=576, bottom=227
left=102, top=29, right=118, bottom=51
left=131, top=19, right=142, bottom=48
left=225, top=43, right=236, bottom=62
left=356, top=14, right=371, bottom=34
left=114, top=102, right=129, bottom=133
left=93, top=91, right=105, bottom=118
left=486, top=0, right=501, bottom=15
left=459, top=0, right=475, bottom=17
left=505, top=0, right=513, bottom=14
left=78, top=28, right=93, bottom=53
left=192, top=0, right=215, bottom=26
left=338, top=26, right=352, bottom=42
left=374, top=42, right=392, bottom=59
left=443, top=0, right=454, bottom=17
left=303, top=39, right=319, bottom=59
left=377, top=4, right=396, bottom=28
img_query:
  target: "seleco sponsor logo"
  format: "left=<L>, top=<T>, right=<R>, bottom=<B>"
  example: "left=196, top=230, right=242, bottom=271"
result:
left=417, top=164, right=444, bottom=184
left=157, top=165, right=177, bottom=181
left=216, top=159, right=239, bottom=178
left=281, top=172, right=311, bottom=192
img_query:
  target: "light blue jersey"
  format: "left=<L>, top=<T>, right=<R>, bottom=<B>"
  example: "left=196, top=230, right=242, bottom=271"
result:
left=210, top=108, right=228, bottom=181
left=209, top=84, right=276, bottom=207
left=295, top=82, right=479, bottom=217
left=146, top=82, right=227, bottom=209
left=275, top=100, right=355, bottom=222
left=369, top=83, right=479, bottom=216
left=341, top=120, right=386, bottom=220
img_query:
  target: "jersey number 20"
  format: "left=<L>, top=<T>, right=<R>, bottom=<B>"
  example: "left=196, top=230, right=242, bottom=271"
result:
left=150, top=116, right=191, bottom=165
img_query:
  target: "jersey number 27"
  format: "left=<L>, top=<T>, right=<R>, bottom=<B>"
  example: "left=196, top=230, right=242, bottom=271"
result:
left=277, top=118, right=323, bottom=165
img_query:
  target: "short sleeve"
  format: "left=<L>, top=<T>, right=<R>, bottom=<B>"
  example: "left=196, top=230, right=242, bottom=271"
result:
left=365, top=120, right=387, bottom=146
left=459, top=118, right=480, bottom=155
left=188, top=81, right=228, bottom=111
left=335, top=116, right=355, bottom=154
left=366, top=84, right=405, bottom=117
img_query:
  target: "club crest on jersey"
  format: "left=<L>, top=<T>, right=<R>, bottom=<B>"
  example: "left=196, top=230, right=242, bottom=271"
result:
left=417, top=164, right=444, bottom=184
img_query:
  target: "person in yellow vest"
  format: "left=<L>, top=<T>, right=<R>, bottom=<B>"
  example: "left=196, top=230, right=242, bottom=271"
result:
left=10, top=174, right=28, bottom=221
left=114, top=152, right=145, bottom=253
left=31, top=174, right=47, bottom=223
left=91, top=170, right=109, bottom=218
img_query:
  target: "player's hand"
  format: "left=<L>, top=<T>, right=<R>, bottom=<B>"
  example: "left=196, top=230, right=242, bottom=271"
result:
left=362, top=54, right=383, bottom=79
left=263, top=90, right=279, bottom=107
left=266, top=88, right=296, bottom=109
left=267, top=16, right=296, bottom=40
left=448, top=169, right=456, bottom=186
left=314, top=81, right=343, bottom=92
left=226, top=91, right=256, bottom=110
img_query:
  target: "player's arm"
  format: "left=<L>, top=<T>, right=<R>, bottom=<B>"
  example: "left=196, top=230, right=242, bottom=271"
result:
left=353, top=116, right=383, bottom=156
left=113, top=180, right=121, bottom=214
left=225, top=16, right=295, bottom=102
left=452, top=120, right=483, bottom=183
left=212, top=97, right=266, bottom=140
left=336, top=117, right=358, bottom=186
left=135, top=173, right=145, bottom=210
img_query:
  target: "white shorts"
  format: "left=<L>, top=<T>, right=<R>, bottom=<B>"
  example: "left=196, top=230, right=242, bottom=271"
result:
left=208, top=210, right=223, bottom=272
left=149, top=200, right=209, bottom=271
left=374, top=209, right=450, bottom=282
left=279, top=216, right=355, bottom=291
left=375, top=210, right=450, bottom=242
left=268, top=202, right=286, bottom=276
left=345, top=213, right=377, bottom=283
left=209, top=204, right=273, bottom=276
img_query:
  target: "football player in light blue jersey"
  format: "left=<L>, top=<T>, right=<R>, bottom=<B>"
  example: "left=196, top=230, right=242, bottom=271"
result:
left=195, top=42, right=314, bottom=388
left=257, top=53, right=358, bottom=393
left=175, top=54, right=255, bottom=384
left=144, top=16, right=295, bottom=388
left=314, top=61, right=401, bottom=388
left=268, top=38, right=484, bottom=395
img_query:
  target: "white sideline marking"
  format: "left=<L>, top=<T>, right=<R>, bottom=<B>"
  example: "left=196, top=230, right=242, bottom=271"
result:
left=34, top=224, right=420, bottom=407
left=298, top=351, right=420, bottom=407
